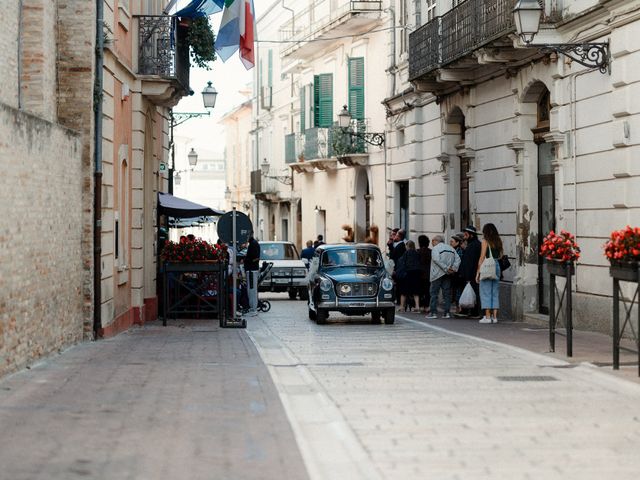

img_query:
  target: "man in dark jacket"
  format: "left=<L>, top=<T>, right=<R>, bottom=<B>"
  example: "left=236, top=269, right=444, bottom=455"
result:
left=244, top=233, right=260, bottom=315
left=457, top=225, right=481, bottom=318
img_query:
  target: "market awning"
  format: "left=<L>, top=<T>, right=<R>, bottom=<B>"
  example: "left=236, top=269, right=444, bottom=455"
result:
left=158, top=192, right=224, bottom=218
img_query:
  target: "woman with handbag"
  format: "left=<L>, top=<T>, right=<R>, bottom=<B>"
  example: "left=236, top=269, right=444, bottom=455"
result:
left=475, top=223, right=503, bottom=324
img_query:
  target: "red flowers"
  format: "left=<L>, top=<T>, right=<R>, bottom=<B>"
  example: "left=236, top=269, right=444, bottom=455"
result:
left=604, top=226, right=640, bottom=263
left=540, top=230, right=581, bottom=263
left=161, top=238, right=227, bottom=263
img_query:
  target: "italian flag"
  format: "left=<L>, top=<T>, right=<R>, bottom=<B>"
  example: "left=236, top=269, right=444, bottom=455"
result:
left=215, top=0, right=256, bottom=69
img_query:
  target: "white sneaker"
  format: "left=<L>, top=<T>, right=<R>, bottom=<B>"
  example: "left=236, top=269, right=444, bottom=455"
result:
left=491, top=317, right=498, bottom=324
left=479, top=316, right=492, bottom=324
left=245, top=310, right=258, bottom=317
left=426, top=313, right=438, bottom=319
left=443, top=313, right=451, bottom=319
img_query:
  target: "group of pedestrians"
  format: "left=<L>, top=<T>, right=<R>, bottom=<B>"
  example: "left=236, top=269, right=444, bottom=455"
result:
left=389, top=224, right=505, bottom=324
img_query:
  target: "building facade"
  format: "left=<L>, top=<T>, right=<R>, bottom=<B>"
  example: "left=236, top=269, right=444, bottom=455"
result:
left=0, top=0, right=95, bottom=376
left=400, top=0, right=639, bottom=330
left=252, top=0, right=390, bottom=249
left=100, top=0, right=190, bottom=335
left=0, top=0, right=193, bottom=376
left=221, top=98, right=254, bottom=219
left=237, top=0, right=640, bottom=332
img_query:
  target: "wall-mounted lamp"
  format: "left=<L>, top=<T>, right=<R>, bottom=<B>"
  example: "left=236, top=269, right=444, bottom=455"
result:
left=337, top=105, right=385, bottom=146
left=513, top=0, right=609, bottom=74
left=260, top=158, right=292, bottom=185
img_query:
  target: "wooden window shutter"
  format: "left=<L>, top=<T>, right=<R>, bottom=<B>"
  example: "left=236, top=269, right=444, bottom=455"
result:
left=300, top=85, right=306, bottom=132
left=348, top=58, right=365, bottom=120
left=314, top=74, right=333, bottom=128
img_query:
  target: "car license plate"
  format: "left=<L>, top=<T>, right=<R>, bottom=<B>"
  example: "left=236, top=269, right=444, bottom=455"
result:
left=274, top=278, right=289, bottom=284
left=349, top=303, right=366, bottom=307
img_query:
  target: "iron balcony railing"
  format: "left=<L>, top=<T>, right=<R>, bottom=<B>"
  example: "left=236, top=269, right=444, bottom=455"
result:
left=279, top=0, right=382, bottom=45
left=409, top=0, right=516, bottom=81
left=301, top=121, right=371, bottom=161
left=304, top=127, right=334, bottom=161
left=137, top=15, right=190, bottom=90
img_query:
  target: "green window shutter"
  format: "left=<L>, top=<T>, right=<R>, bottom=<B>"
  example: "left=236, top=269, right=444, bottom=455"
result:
left=300, top=85, right=306, bottom=132
left=268, top=49, right=273, bottom=87
left=348, top=57, right=365, bottom=120
left=314, top=74, right=333, bottom=128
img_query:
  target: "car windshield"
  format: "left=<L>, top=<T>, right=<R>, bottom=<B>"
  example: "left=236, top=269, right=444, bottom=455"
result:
left=321, top=248, right=382, bottom=267
left=260, top=243, right=299, bottom=260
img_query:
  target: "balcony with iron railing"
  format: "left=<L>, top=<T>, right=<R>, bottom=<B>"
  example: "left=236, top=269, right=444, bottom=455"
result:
left=136, top=15, right=190, bottom=106
left=279, top=0, right=382, bottom=58
left=409, top=0, right=517, bottom=84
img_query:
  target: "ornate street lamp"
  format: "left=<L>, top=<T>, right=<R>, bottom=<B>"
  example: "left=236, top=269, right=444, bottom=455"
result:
left=336, top=105, right=385, bottom=147
left=201, top=81, right=218, bottom=109
left=513, top=0, right=609, bottom=74
left=188, top=148, right=198, bottom=167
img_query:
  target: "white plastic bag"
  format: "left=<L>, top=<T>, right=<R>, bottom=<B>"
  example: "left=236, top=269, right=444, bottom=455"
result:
left=459, top=282, right=476, bottom=309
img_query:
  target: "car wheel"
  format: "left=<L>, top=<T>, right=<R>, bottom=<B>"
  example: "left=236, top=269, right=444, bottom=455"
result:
left=371, top=310, right=382, bottom=324
left=298, top=288, right=309, bottom=301
left=316, top=308, right=328, bottom=324
left=383, top=308, right=395, bottom=325
left=288, top=288, right=297, bottom=300
left=259, top=300, right=271, bottom=312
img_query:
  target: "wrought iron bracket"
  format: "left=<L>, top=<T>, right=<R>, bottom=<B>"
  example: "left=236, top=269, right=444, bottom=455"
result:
left=534, top=42, right=610, bottom=74
left=172, top=111, right=211, bottom=127
left=264, top=175, right=293, bottom=185
left=343, top=129, right=385, bottom=147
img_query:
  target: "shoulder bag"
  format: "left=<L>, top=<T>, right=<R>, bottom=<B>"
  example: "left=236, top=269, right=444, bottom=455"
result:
left=479, top=244, right=498, bottom=280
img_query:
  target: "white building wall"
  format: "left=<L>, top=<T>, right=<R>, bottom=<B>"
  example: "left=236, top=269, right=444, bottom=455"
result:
left=390, top=0, right=640, bottom=331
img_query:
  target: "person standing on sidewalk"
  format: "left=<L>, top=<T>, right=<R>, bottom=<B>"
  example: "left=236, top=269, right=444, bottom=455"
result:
left=456, top=226, right=482, bottom=318
left=427, top=236, right=460, bottom=319
left=417, top=235, right=431, bottom=313
left=395, top=240, right=423, bottom=312
left=244, top=232, right=261, bottom=316
left=476, top=223, right=503, bottom=324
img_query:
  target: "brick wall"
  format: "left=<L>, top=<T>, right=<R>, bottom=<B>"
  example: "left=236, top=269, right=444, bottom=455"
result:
left=0, top=103, right=85, bottom=377
left=0, top=2, right=19, bottom=108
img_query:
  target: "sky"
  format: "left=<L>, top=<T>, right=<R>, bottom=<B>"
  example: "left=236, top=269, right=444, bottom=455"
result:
left=172, top=1, right=269, bottom=168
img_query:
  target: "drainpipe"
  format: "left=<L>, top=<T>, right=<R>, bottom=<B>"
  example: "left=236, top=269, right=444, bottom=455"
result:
left=17, top=0, right=23, bottom=108
left=93, top=0, right=104, bottom=339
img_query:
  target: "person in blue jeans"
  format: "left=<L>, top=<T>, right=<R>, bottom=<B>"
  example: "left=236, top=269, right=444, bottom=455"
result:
left=427, top=235, right=461, bottom=319
left=475, top=223, right=503, bottom=324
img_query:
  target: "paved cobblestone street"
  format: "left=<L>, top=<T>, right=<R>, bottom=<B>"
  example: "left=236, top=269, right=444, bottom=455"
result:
left=248, top=297, right=640, bottom=480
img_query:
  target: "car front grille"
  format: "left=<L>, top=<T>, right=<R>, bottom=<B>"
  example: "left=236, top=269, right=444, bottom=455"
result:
left=336, top=282, right=378, bottom=297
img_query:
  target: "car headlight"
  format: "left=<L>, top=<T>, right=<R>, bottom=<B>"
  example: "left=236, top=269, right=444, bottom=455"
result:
left=381, top=277, right=394, bottom=291
left=320, top=278, right=333, bottom=292
left=293, top=268, right=307, bottom=276
left=339, top=283, right=352, bottom=295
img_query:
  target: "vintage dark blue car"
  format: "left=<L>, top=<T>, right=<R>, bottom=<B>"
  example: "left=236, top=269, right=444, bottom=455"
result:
left=307, top=244, right=396, bottom=324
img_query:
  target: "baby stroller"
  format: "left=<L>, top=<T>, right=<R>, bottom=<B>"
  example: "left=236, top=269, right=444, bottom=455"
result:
left=238, top=261, right=273, bottom=313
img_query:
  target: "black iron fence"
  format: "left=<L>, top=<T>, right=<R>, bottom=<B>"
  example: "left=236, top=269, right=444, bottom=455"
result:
left=409, top=0, right=516, bottom=81
left=137, top=15, right=190, bottom=90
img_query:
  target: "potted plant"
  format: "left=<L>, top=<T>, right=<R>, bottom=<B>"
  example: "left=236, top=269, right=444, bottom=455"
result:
left=604, top=226, right=640, bottom=282
left=161, top=238, right=227, bottom=263
left=185, top=16, right=216, bottom=70
left=540, top=230, right=581, bottom=276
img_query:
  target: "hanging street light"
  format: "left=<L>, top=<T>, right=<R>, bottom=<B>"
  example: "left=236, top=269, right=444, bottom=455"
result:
left=188, top=148, right=198, bottom=167
left=512, top=0, right=609, bottom=74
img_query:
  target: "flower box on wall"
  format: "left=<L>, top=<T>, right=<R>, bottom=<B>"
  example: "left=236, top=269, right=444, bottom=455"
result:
left=609, top=261, right=639, bottom=283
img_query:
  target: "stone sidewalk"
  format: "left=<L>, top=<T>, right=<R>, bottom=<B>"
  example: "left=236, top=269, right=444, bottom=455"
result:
left=402, top=310, right=640, bottom=383
left=0, top=320, right=309, bottom=480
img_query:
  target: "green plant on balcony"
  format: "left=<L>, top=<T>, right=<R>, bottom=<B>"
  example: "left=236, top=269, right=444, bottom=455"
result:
left=186, top=16, right=216, bottom=69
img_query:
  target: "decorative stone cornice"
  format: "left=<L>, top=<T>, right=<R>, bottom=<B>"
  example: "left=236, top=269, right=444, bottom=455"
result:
left=289, top=162, right=315, bottom=174
left=337, top=154, right=369, bottom=167
left=310, top=159, right=337, bottom=171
